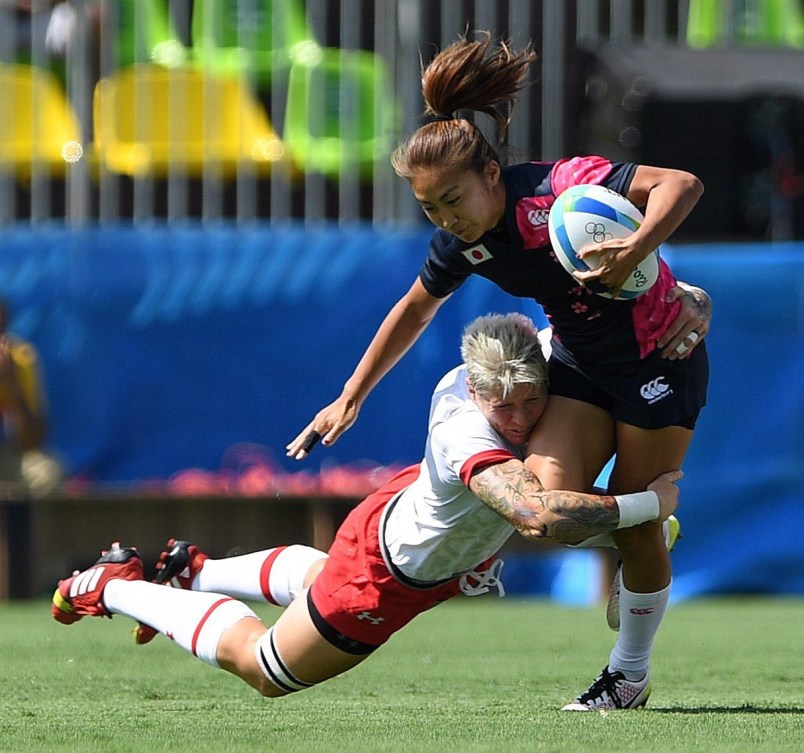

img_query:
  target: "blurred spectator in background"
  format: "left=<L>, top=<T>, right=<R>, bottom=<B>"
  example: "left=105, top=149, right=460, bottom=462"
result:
left=0, top=300, right=62, bottom=497
left=0, top=0, right=101, bottom=60
left=1, top=1, right=63, bottom=58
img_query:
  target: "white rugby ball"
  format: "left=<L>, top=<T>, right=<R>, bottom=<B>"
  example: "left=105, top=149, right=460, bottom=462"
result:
left=548, top=184, right=659, bottom=300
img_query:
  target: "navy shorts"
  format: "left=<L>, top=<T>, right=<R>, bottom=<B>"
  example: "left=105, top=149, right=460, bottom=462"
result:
left=548, top=341, right=709, bottom=430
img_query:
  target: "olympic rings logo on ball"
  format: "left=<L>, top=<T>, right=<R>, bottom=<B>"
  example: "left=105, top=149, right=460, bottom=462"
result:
left=584, top=221, right=613, bottom=244
left=632, top=268, right=651, bottom=288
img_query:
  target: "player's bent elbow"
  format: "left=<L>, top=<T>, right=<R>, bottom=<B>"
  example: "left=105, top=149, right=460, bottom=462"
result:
left=681, top=171, right=704, bottom=201
left=691, top=176, right=704, bottom=200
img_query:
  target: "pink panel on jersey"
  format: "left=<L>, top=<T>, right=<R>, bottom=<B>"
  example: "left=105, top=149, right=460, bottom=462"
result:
left=550, top=155, right=614, bottom=196
left=515, top=194, right=553, bottom=248
left=459, top=448, right=518, bottom=487
left=631, top=260, right=681, bottom=359
left=515, top=156, right=615, bottom=250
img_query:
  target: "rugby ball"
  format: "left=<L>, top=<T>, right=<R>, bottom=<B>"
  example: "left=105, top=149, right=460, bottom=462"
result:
left=548, top=184, right=659, bottom=300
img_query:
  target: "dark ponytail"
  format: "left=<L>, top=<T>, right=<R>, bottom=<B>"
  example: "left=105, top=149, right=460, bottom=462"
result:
left=392, top=32, right=536, bottom=179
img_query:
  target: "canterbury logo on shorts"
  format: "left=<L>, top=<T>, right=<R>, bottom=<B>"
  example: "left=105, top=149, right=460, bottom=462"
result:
left=639, top=376, right=673, bottom=404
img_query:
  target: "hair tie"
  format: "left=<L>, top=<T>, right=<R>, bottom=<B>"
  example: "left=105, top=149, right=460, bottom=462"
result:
left=422, top=113, right=456, bottom=126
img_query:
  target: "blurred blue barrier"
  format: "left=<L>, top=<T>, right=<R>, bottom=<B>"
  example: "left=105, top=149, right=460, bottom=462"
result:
left=662, top=243, right=804, bottom=599
left=0, top=225, right=801, bottom=598
left=0, top=223, right=546, bottom=482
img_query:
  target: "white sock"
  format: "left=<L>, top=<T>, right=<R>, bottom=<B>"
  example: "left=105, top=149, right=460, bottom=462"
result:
left=104, top=579, right=258, bottom=666
left=195, top=545, right=327, bottom=606
left=608, top=578, right=671, bottom=681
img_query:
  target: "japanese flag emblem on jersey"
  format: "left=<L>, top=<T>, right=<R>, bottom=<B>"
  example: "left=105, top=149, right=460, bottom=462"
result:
left=462, top=244, right=493, bottom=265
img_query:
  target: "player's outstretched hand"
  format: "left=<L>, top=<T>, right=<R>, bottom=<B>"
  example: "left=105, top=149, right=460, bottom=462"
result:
left=647, top=469, right=683, bottom=522
left=286, top=395, right=359, bottom=460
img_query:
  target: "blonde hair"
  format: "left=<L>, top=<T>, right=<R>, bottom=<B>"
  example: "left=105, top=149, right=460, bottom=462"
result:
left=391, top=32, right=536, bottom=180
left=460, top=313, right=548, bottom=399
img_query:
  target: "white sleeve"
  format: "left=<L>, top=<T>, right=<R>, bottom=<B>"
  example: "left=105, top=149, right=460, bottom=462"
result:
left=427, top=409, right=512, bottom=486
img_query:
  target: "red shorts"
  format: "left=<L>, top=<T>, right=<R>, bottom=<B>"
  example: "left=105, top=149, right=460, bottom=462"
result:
left=309, top=465, right=475, bottom=652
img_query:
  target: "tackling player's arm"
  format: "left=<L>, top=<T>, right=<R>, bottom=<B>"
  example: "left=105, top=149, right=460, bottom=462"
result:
left=658, top=280, right=712, bottom=360
left=286, top=278, right=446, bottom=459
left=468, top=458, right=680, bottom=545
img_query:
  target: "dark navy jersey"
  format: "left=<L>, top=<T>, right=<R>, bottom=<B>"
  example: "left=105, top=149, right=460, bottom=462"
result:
left=419, top=157, right=683, bottom=365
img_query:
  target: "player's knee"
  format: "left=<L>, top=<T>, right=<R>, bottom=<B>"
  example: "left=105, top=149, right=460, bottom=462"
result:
left=256, top=677, right=297, bottom=698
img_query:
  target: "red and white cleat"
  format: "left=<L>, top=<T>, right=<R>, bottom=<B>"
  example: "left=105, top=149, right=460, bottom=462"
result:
left=52, top=542, right=143, bottom=625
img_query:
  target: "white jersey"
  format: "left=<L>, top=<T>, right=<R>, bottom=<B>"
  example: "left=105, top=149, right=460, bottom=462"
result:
left=382, top=364, right=526, bottom=584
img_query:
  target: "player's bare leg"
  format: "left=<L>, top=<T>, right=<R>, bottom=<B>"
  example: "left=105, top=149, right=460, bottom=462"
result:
left=607, top=422, right=693, bottom=591
left=525, top=396, right=615, bottom=496
left=565, top=423, right=693, bottom=709
left=217, top=594, right=369, bottom=696
left=526, top=399, right=693, bottom=709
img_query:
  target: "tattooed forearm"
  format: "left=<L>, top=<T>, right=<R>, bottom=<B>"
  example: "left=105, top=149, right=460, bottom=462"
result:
left=471, top=460, right=549, bottom=537
left=545, top=490, right=620, bottom=543
left=470, top=459, right=620, bottom=544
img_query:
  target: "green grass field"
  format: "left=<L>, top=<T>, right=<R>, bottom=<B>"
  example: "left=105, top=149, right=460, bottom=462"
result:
left=0, top=596, right=801, bottom=753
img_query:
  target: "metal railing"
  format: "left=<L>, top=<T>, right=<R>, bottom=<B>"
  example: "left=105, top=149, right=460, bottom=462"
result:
left=0, top=1, right=697, bottom=227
